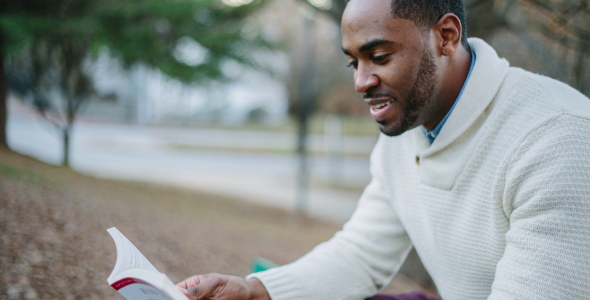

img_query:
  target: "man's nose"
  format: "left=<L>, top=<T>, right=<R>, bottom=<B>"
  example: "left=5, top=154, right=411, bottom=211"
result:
left=355, top=67, right=379, bottom=93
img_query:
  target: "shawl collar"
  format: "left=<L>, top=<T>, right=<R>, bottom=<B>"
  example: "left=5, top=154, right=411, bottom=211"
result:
left=417, top=38, right=510, bottom=190
left=425, top=38, right=509, bottom=154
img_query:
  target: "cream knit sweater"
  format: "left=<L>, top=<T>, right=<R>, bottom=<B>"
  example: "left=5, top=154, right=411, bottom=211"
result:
left=248, top=38, right=590, bottom=300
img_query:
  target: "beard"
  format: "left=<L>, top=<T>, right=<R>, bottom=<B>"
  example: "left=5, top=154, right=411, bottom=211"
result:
left=378, top=42, right=438, bottom=137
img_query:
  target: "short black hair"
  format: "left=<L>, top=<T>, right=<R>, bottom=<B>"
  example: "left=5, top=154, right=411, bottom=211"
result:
left=390, top=0, right=470, bottom=51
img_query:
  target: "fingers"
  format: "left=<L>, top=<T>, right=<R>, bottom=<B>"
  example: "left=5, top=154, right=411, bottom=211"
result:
left=176, top=275, right=204, bottom=290
left=188, top=275, right=225, bottom=300
left=176, top=275, right=206, bottom=300
left=177, top=274, right=226, bottom=300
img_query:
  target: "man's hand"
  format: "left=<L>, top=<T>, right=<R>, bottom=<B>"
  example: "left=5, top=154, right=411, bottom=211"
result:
left=176, top=273, right=271, bottom=300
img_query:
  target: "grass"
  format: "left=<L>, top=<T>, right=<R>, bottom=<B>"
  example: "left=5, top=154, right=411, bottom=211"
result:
left=0, top=149, right=340, bottom=299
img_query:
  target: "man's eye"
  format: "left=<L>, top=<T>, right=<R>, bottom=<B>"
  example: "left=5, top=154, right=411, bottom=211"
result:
left=346, top=61, right=358, bottom=68
left=372, top=55, right=387, bottom=63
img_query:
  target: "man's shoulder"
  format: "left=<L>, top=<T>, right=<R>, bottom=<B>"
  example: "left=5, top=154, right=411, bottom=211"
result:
left=485, top=66, right=590, bottom=151
left=494, top=68, right=590, bottom=160
left=508, top=67, right=590, bottom=120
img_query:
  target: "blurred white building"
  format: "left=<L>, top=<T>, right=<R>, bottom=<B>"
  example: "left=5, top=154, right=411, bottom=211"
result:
left=84, top=48, right=289, bottom=126
left=80, top=0, right=343, bottom=126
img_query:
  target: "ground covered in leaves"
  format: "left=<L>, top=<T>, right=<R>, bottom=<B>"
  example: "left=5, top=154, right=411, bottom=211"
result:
left=0, top=149, right=434, bottom=300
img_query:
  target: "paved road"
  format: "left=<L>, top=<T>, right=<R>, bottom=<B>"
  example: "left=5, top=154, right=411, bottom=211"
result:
left=7, top=102, right=377, bottom=224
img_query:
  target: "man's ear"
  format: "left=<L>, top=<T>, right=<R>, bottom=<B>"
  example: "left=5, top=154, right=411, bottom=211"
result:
left=434, top=13, right=462, bottom=57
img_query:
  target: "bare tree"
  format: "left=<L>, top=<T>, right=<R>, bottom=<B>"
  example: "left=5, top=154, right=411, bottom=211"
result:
left=299, top=0, right=347, bottom=23
left=525, top=0, right=589, bottom=94
left=465, top=0, right=589, bottom=95
left=295, top=10, right=318, bottom=214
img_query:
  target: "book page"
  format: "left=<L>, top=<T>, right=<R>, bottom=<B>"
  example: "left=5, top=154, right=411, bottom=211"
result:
left=107, top=228, right=158, bottom=277
left=118, top=282, right=176, bottom=300
left=110, top=270, right=188, bottom=300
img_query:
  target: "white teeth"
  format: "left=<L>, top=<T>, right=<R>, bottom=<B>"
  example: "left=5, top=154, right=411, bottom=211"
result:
left=372, top=100, right=393, bottom=110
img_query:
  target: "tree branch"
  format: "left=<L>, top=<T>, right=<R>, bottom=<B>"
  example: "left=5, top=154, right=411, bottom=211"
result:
left=296, top=0, right=346, bottom=24
left=38, top=107, right=67, bottom=132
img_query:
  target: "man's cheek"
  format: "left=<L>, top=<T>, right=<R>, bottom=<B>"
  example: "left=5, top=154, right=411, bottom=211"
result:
left=391, top=70, right=415, bottom=94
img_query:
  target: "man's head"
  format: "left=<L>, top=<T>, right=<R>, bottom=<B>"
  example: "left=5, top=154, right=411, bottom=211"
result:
left=342, top=0, right=470, bottom=136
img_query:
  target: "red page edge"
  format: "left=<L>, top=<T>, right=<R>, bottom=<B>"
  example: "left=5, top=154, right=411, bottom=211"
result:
left=111, top=278, right=153, bottom=291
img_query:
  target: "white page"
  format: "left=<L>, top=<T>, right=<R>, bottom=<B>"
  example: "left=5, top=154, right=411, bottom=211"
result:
left=111, top=269, right=188, bottom=300
left=107, top=228, right=158, bottom=277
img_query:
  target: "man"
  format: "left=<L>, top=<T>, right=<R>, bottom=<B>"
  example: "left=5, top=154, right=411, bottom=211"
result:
left=177, top=0, right=590, bottom=299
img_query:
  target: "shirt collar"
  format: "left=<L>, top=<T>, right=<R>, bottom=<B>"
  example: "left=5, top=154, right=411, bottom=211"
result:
left=421, top=51, right=476, bottom=144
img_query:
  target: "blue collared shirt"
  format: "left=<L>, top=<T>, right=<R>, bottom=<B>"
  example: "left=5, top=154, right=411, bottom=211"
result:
left=421, top=51, right=476, bottom=143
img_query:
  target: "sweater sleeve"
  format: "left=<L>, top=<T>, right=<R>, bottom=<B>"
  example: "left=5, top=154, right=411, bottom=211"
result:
left=247, top=141, right=413, bottom=300
left=488, top=115, right=590, bottom=300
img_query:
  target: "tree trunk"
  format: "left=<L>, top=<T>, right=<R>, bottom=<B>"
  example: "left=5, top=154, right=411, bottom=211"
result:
left=296, top=113, right=309, bottom=213
left=62, top=93, right=79, bottom=168
left=62, top=126, right=70, bottom=167
left=62, top=94, right=77, bottom=168
left=0, top=44, right=7, bottom=149
left=295, top=11, right=317, bottom=214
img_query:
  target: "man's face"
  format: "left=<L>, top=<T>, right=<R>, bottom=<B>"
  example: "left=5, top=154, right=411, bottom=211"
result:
left=341, top=0, right=440, bottom=136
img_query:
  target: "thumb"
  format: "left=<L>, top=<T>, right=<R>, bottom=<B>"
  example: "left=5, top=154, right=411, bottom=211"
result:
left=185, top=275, right=225, bottom=300
left=177, top=286, right=193, bottom=299
left=176, top=286, right=195, bottom=300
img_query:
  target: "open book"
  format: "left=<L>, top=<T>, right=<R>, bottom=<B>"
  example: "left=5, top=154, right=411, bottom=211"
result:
left=107, top=227, right=189, bottom=300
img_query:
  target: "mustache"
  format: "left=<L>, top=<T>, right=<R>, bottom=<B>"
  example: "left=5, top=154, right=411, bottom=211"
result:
left=363, top=92, right=395, bottom=100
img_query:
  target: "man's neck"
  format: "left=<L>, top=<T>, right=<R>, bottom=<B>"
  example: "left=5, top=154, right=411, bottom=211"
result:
left=422, top=46, right=473, bottom=131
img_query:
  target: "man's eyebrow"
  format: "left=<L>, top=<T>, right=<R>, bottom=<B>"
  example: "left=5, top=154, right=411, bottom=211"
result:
left=358, top=39, right=394, bottom=53
left=341, top=39, right=396, bottom=56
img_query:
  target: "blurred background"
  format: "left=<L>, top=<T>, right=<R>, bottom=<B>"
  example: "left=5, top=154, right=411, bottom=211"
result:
left=0, top=0, right=588, bottom=299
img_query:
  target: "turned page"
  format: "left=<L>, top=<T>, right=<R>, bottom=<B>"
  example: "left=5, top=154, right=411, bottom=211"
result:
left=107, top=227, right=158, bottom=281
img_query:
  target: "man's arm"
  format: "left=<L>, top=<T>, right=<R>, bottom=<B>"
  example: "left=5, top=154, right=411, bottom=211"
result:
left=178, top=136, right=413, bottom=300
left=246, top=137, right=413, bottom=300
left=488, top=115, right=590, bottom=299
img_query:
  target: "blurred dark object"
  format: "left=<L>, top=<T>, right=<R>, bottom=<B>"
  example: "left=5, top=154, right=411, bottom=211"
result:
left=0, top=57, right=5, bottom=149
left=247, top=107, right=270, bottom=123
left=465, top=0, right=589, bottom=95
left=0, top=0, right=269, bottom=165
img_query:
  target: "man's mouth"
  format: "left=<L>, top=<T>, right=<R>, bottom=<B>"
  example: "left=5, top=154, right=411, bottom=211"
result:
left=372, top=100, right=393, bottom=111
left=368, top=98, right=395, bottom=121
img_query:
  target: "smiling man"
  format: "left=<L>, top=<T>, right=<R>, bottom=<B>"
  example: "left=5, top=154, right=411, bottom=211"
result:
left=341, top=1, right=470, bottom=138
left=177, top=0, right=590, bottom=299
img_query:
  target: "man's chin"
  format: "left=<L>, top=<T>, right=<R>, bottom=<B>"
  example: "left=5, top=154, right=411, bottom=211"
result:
left=377, top=119, right=418, bottom=137
left=378, top=123, right=406, bottom=137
